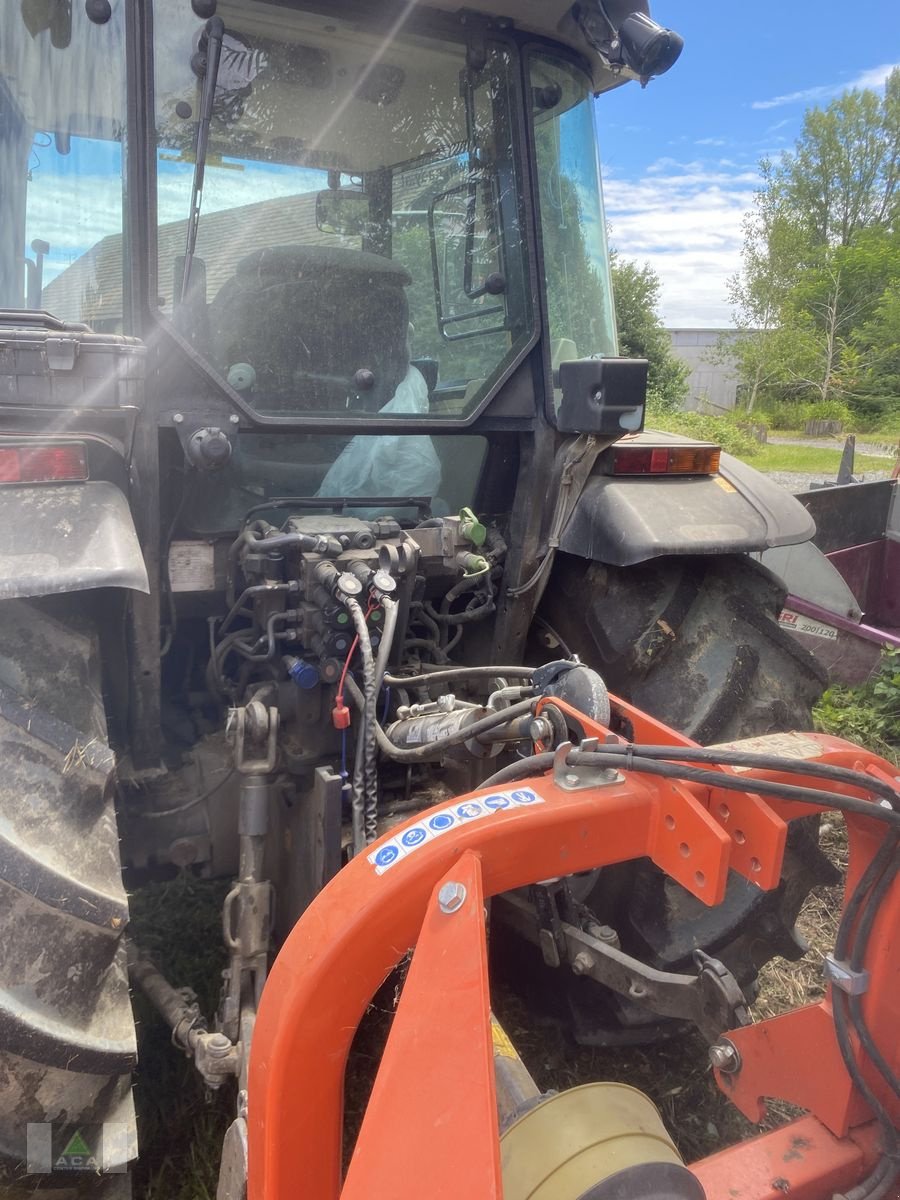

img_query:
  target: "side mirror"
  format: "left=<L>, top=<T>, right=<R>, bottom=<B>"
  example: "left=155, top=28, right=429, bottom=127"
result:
left=557, top=357, right=648, bottom=435
left=316, top=189, right=370, bottom=237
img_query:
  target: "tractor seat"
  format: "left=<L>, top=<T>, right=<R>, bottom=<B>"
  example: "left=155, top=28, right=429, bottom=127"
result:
left=209, top=244, right=413, bottom=413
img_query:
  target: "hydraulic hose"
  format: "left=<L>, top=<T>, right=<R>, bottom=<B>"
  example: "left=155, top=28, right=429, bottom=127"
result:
left=374, top=597, right=399, bottom=694
left=382, top=665, right=535, bottom=688
left=481, top=748, right=900, bottom=830
left=592, top=743, right=900, bottom=810
left=344, top=597, right=378, bottom=852
left=343, top=677, right=535, bottom=764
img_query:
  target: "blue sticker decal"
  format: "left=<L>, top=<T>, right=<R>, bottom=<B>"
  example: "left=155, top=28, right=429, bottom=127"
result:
left=484, top=794, right=511, bottom=810
left=456, top=801, right=484, bottom=820
left=511, top=788, right=538, bottom=805
left=374, top=844, right=400, bottom=869
left=401, top=826, right=427, bottom=848
left=370, top=788, right=545, bottom=873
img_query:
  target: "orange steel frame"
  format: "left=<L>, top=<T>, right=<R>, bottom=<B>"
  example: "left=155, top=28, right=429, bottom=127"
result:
left=248, top=696, right=900, bottom=1200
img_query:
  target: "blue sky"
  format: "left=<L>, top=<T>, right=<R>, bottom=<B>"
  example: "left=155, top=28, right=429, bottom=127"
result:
left=596, top=0, right=899, bottom=327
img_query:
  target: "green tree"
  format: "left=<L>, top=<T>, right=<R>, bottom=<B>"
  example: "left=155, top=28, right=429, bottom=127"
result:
left=779, top=69, right=900, bottom=245
left=610, top=252, right=689, bottom=411
left=728, top=70, right=900, bottom=422
left=723, top=160, right=810, bottom=411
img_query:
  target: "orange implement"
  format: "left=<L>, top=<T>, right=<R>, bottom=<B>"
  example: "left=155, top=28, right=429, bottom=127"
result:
left=247, top=717, right=899, bottom=1200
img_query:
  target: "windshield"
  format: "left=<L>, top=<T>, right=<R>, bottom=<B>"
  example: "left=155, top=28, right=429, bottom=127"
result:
left=0, top=2, right=125, bottom=324
left=150, top=1, right=533, bottom=421
left=529, top=53, right=618, bottom=379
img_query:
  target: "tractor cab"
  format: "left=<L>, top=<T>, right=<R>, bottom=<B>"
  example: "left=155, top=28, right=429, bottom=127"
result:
left=6, top=10, right=886, bottom=1200
left=3, top=0, right=627, bottom=427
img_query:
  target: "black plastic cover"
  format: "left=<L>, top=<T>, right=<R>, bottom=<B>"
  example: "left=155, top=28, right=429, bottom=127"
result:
left=0, top=313, right=144, bottom=408
left=560, top=443, right=815, bottom=566
left=557, top=357, right=648, bottom=435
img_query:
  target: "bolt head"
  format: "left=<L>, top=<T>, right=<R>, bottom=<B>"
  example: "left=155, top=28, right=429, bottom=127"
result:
left=709, top=1040, right=740, bottom=1074
left=571, top=951, right=594, bottom=976
left=438, top=881, right=467, bottom=913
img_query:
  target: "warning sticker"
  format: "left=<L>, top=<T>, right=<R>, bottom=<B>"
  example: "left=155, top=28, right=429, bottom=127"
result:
left=367, top=787, right=544, bottom=874
left=778, top=609, right=838, bottom=641
left=708, top=730, right=824, bottom=772
left=491, top=1018, right=519, bottom=1060
left=168, top=540, right=216, bottom=592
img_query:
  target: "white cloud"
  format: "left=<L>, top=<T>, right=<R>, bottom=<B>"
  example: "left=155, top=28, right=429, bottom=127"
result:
left=605, top=156, right=759, bottom=326
left=695, top=137, right=728, bottom=146
left=752, top=61, right=898, bottom=110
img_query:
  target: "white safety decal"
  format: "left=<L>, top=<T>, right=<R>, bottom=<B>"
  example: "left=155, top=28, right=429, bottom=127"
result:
left=367, top=788, right=544, bottom=874
left=778, top=609, right=838, bottom=641
left=168, top=540, right=216, bottom=592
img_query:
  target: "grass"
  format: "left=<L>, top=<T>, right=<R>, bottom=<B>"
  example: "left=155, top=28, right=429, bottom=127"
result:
left=128, top=873, right=233, bottom=1200
left=750, top=443, right=894, bottom=473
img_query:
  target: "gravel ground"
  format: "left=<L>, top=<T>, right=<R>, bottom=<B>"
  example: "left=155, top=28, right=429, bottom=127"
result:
left=767, top=434, right=898, bottom=456
left=768, top=469, right=892, bottom=493
left=763, top=433, right=896, bottom=492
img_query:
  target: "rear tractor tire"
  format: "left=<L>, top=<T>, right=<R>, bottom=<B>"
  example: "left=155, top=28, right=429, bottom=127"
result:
left=539, top=553, right=827, bottom=741
left=0, top=598, right=135, bottom=1197
left=510, top=553, right=836, bottom=1045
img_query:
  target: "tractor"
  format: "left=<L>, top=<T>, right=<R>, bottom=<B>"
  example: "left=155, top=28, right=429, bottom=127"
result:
left=1, top=1, right=896, bottom=1197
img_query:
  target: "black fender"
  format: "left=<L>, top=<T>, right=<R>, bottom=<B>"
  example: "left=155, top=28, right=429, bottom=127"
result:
left=0, top=481, right=148, bottom=599
left=559, top=449, right=814, bottom=567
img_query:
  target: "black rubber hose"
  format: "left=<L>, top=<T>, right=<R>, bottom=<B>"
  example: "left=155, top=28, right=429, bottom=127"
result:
left=598, top=744, right=899, bottom=810
left=383, top=665, right=535, bottom=687
left=847, top=853, right=900, bottom=1099
left=832, top=990, right=899, bottom=1199
left=480, top=753, right=554, bottom=788
left=835, top=837, right=898, bottom=962
left=483, top=748, right=900, bottom=831
left=489, top=748, right=900, bottom=831
left=219, top=582, right=293, bottom=637
left=227, top=526, right=342, bottom=564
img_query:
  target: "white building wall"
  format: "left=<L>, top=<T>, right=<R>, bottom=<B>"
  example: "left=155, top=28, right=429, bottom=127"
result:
left=667, top=329, right=741, bottom=412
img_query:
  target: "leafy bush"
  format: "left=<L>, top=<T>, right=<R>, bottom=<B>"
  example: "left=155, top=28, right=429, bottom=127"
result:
left=759, top=399, right=805, bottom=430
left=803, top=398, right=853, bottom=426
left=814, top=646, right=900, bottom=762
left=760, top=398, right=853, bottom=430
left=644, top=405, right=762, bottom=458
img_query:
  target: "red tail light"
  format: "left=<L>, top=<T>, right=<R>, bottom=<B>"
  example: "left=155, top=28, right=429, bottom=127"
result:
left=611, top=444, right=721, bottom=476
left=0, top=444, right=89, bottom=484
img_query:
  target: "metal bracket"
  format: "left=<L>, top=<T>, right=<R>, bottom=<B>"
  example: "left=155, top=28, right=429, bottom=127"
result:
left=823, top=954, right=870, bottom=996
left=528, top=880, right=569, bottom=967
left=553, top=739, right=622, bottom=791
left=227, top=700, right=279, bottom=774
left=565, top=925, right=750, bottom=1044
left=498, top=892, right=749, bottom=1044
left=45, top=336, right=78, bottom=371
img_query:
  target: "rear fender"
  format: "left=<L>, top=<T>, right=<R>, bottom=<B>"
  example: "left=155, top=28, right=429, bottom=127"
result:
left=559, top=450, right=815, bottom=567
left=0, top=481, right=149, bottom=600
